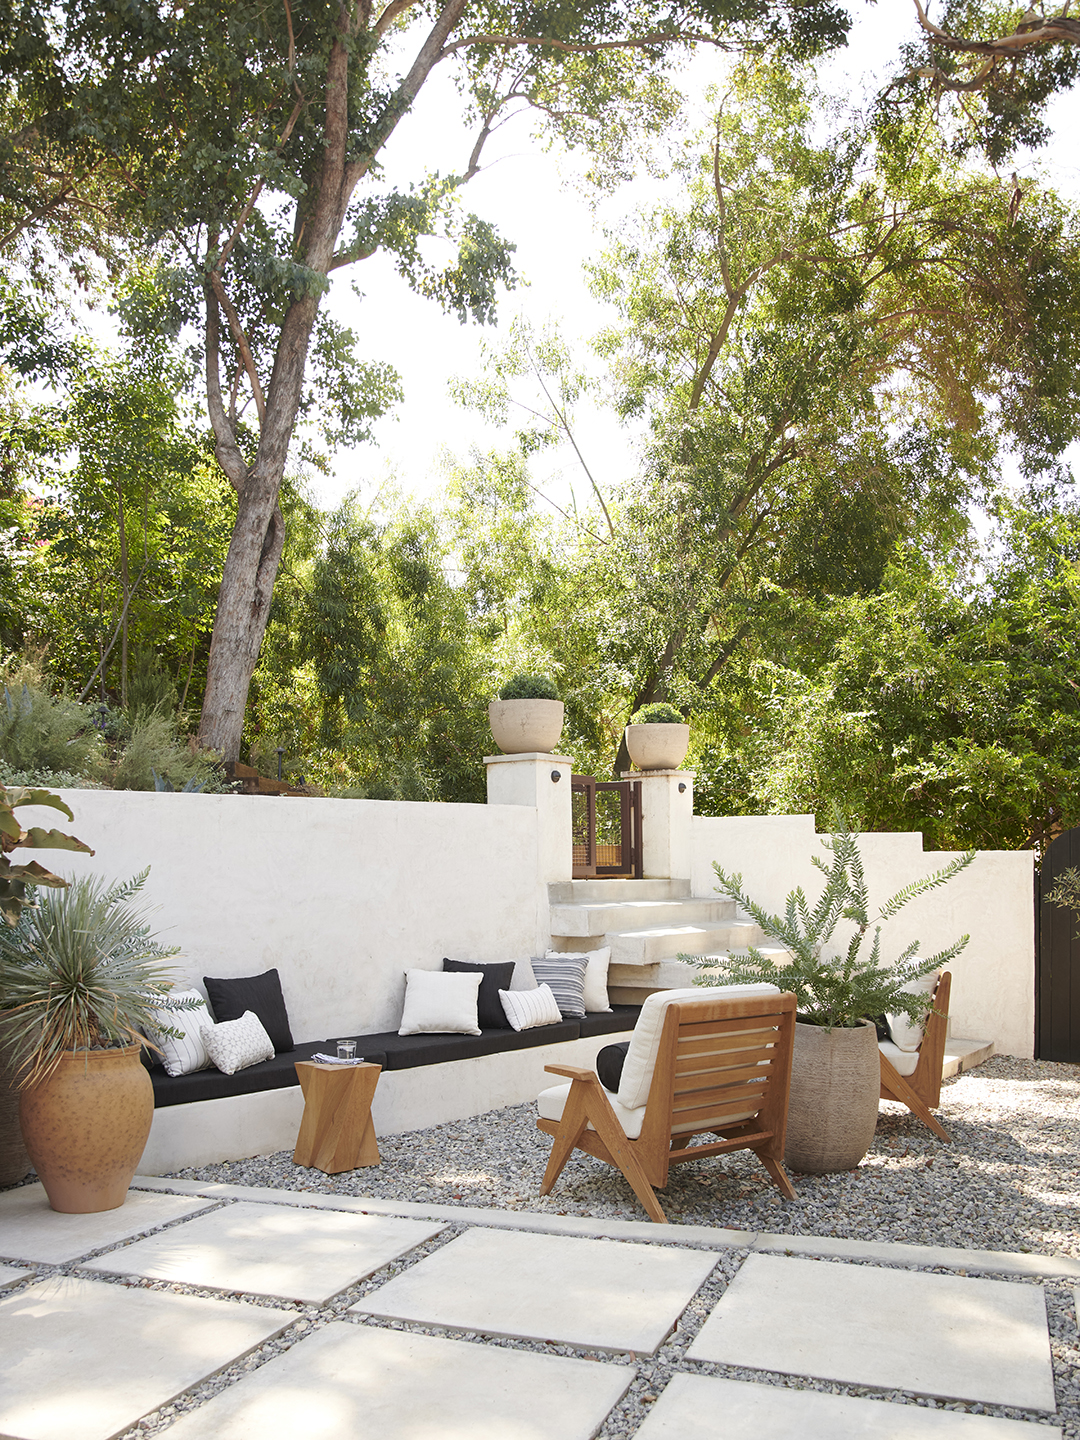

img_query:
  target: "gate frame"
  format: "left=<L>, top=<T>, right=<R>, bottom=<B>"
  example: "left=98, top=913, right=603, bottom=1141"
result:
left=571, top=775, right=643, bottom=879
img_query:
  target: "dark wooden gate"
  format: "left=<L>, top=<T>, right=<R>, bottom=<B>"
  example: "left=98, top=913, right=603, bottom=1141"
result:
left=571, top=776, right=642, bottom=879
left=1036, top=826, right=1080, bottom=1062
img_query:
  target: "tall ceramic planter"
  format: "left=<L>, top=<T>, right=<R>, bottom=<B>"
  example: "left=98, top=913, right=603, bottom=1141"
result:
left=0, top=1015, right=32, bottom=1187
left=488, top=698, right=565, bottom=754
left=19, top=1047, right=154, bottom=1213
left=783, top=1020, right=880, bottom=1174
left=624, top=722, right=690, bottom=770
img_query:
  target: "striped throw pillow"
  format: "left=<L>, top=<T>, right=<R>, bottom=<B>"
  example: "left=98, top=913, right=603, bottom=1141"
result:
left=499, top=984, right=563, bottom=1032
left=530, top=954, right=588, bottom=1020
left=145, top=989, right=213, bottom=1077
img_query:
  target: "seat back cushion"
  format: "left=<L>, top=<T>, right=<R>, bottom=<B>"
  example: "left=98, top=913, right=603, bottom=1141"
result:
left=204, top=968, right=295, bottom=1052
left=442, top=959, right=516, bottom=1029
left=885, top=973, right=940, bottom=1052
left=616, top=984, right=782, bottom=1110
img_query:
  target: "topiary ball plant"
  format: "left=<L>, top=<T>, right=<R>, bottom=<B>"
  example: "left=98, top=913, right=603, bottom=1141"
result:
left=631, top=702, right=684, bottom=724
left=498, top=674, right=560, bottom=702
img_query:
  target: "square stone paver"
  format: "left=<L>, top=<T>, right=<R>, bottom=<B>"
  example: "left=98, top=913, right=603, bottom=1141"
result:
left=635, top=1375, right=1062, bottom=1439
left=162, top=1321, right=634, bottom=1440
left=687, top=1254, right=1055, bottom=1412
left=0, top=1182, right=213, bottom=1265
left=352, top=1226, right=717, bottom=1353
left=0, top=1273, right=291, bottom=1440
left=0, top=1262, right=31, bottom=1288
left=82, top=1200, right=445, bottom=1303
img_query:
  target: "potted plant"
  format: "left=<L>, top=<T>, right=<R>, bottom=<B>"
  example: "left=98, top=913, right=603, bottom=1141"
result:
left=625, top=702, right=690, bottom=771
left=0, top=783, right=94, bottom=1188
left=0, top=868, right=193, bottom=1212
left=488, top=674, right=565, bottom=755
left=685, top=827, right=974, bottom=1173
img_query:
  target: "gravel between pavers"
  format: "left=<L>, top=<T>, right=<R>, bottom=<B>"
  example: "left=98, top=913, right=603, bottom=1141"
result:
left=175, top=1056, right=1080, bottom=1258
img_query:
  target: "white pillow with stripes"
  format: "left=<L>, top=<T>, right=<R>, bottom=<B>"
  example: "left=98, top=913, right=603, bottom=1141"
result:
left=499, top=984, right=563, bottom=1032
left=145, top=989, right=213, bottom=1077
left=530, top=954, right=588, bottom=1019
left=545, top=946, right=612, bottom=1012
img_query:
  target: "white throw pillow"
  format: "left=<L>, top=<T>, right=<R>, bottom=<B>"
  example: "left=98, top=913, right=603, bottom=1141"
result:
left=509, top=957, right=538, bottom=991
left=145, top=989, right=213, bottom=1077
left=886, top=973, right=939, bottom=1052
left=546, top=946, right=612, bottom=1013
left=500, top=984, right=563, bottom=1032
left=399, top=968, right=482, bottom=1036
left=201, top=1010, right=274, bottom=1076
left=617, top=984, right=782, bottom=1110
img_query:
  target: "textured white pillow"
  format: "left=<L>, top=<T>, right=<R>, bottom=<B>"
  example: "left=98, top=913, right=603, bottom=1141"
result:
left=201, top=1010, right=274, bottom=1076
left=546, top=946, right=612, bottom=1013
left=886, top=973, right=939, bottom=1052
left=500, top=983, right=563, bottom=1032
left=509, top=957, right=538, bottom=991
left=399, top=969, right=482, bottom=1036
left=146, top=989, right=213, bottom=1077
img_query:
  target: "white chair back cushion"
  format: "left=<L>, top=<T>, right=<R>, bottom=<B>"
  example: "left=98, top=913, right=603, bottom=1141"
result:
left=885, top=973, right=939, bottom=1052
left=616, top=984, right=782, bottom=1109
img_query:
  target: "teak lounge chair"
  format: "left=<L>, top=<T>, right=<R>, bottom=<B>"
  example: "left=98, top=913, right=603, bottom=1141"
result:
left=878, top=970, right=952, bottom=1141
left=536, top=985, right=798, bottom=1223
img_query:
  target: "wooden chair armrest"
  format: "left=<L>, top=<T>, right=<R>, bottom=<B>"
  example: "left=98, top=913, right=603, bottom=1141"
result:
left=544, top=1064, right=598, bottom=1082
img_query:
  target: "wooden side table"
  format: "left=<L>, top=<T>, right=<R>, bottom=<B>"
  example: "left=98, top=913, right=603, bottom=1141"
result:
left=293, top=1061, right=381, bottom=1173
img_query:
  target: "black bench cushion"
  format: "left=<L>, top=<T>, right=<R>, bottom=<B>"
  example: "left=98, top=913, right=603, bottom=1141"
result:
left=150, top=1040, right=388, bottom=1108
left=577, top=1005, right=641, bottom=1038
left=356, top=1019, right=581, bottom=1070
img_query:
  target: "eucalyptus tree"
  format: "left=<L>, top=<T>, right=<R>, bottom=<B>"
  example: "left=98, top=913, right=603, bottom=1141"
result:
left=0, top=0, right=851, bottom=761
left=582, top=63, right=1080, bottom=769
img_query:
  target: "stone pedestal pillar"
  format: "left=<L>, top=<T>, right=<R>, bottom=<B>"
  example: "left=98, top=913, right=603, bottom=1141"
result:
left=485, top=752, right=573, bottom=886
left=623, top=769, right=695, bottom=880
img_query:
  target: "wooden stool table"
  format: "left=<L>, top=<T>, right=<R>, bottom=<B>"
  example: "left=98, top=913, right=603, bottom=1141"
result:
left=293, top=1061, right=381, bottom=1173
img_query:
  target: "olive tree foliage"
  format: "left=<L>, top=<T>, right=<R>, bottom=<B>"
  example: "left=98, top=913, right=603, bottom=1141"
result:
left=0, top=0, right=850, bottom=763
left=559, top=63, right=1080, bottom=771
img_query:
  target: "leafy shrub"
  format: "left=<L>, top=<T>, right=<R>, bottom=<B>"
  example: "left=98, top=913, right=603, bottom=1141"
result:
left=0, top=658, right=101, bottom=775
left=498, top=673, right=560, bottom=701
left=631, top=703, right=684, bottom=725
left=104, top=713, right=224, bottom=792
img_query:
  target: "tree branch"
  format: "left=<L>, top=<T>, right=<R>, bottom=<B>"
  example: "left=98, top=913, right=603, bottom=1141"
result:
left=439, top=29, right=730, bottom=59
left=208, top=272, right=266, bottom=423
left=204, top=283, right=249, bottom=491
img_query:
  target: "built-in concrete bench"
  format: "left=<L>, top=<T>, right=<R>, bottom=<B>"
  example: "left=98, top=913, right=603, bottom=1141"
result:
left=140, top=1008, right=642, bottom=1175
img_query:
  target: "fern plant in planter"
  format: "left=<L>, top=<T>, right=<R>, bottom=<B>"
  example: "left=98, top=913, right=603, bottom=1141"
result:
left=686, top=828, right=975, bottom=1173
left=488, top=674, right=564, bottom=755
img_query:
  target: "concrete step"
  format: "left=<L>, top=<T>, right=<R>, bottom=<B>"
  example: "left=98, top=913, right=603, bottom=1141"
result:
left=608, top=958, right=704, bottom=1002
left=549, top=897, right=736, bottom=937
left=607, top=921, right=760, bottom=966
left=547, top=878, right=691, bottom=904
left=942, top=1038, right=994, bottom=1078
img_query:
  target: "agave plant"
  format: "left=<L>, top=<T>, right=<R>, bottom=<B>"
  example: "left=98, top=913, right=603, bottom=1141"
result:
left=0, top=869, right=194, bottom=1086
left=687, top=828, right=976, bottom=1031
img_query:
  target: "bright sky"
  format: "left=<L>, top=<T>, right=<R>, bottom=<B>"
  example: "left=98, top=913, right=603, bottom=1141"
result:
left=314, top=1, right=1080, bottom=518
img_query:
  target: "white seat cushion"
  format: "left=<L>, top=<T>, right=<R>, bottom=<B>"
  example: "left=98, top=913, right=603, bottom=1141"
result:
left=616, top=984, right=782, bottom=1109
left=878, top=1039, right=920, bottom=1076
left=885, top=972, right=940, bottom=1052
left=538, top=1081, right=647, bottom=1139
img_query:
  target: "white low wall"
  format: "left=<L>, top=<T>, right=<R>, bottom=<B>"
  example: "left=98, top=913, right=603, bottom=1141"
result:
left=38, top=791, right=543, bottom=1043
left=692, top=815, right=1034, bottom=1057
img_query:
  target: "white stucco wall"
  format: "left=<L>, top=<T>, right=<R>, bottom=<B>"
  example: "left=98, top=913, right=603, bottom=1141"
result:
left=692, top=815, right=1034, bottom=1058
left=32, top=791, right=541, bottom=1043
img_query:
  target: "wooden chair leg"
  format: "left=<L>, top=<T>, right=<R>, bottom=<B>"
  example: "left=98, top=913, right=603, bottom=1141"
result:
left=540, top=1083, right=590, bottom=1195
left=582, top=1093, right=668, bottom=1223
left=758, top=1154, right=796, bottom=1200
left=880, top=1057, right=951, bottom=1142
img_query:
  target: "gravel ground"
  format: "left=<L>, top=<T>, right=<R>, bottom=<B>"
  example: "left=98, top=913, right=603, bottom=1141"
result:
left=176, top=1055, right=1080, bottom=1258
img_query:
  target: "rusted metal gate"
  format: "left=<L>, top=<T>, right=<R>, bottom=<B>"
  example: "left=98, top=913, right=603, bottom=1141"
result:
left=1035, top=826, right=1080, bottom=1062
left=571, top=776, right=642, bottom=879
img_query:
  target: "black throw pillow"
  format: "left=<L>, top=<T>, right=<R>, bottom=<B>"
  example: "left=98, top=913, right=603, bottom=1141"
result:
left=203, top=968, right=294, bottom=1052
left=596, top=1040, right=631, bottom=1092
left=442, top=959, right=516, bottom=1030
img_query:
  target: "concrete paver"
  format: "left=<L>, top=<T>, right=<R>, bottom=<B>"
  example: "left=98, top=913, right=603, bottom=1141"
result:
left=161, top=1321, right=635, bottom=1440
left=635, top=1374, right=1062, bottom=1439
left=0, top=1183, right=213, bottom=1265
left=352, top=1225, right=717, bottom=1353
left=82, top=1200, right=445, bottom=1303
left=0, top=1273, right=291, bottom=1440
left=687, top=1253, right=1055, bottom=1412
left=0, top=1262, right=31, bottom=1288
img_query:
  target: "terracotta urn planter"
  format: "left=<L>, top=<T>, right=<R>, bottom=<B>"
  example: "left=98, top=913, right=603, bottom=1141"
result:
left=488, top=698, right=565, bottom=754
left=19, top=1046, right=154, bottom=1213
left=625, top=722, right=690, bottom=771
left=0, top=1015, right=32, bottom=1187
left=783, top=1019, right=880, bottom=1174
